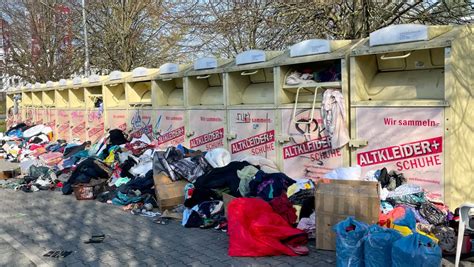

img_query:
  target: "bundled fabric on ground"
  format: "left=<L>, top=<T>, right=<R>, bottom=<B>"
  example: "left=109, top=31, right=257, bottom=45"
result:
left=391, top=233, right=442, bottom=267
left=227, top=197, right=308, bottom=257
left=333, top=217, right=369, bottom=267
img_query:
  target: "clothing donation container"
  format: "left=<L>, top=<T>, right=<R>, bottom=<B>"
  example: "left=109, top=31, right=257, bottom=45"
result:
left=23, top=84, right=34, bottom=126
left=184, top=57, right=232, bottom=151
left=84, top=75, right=107, bottom=143
left=349, top=24, right=473, bottom=208
left=275, top=39, right=354, bottom=180
left=55, top=79, right=72, bottom=141
left=32, top=83, right=45, bottom=125
left=103, top=71, right=131, bottom=132
left=5, top=88, right=14, bottom=128
left=225, top=50, right=282, bottom=162
left=43, top=81, right=57, bottom=135
left=6, top=86, right=22, bottom=128
left=152, top=63, right=190, bottom=149
left=126, top=67, right=159, bottom=139
left=69, top=77, right=88, bottom=141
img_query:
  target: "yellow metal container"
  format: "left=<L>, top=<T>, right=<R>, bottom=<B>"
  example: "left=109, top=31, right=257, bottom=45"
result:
left=85, top=74, right=107, bottom=143
left=224, top=50, right=282, bottom=162
left=349, top=24, right=473, bottom=208
left=274, top=39, right=355, bottom=179
left=103, top=71, right=131, bottom=132
left=184, top=57, right=232, bottom=151
left=126, top=67, right=159, bottom=139
left=55, top=79, right=72, bottom=141
left=152, top=63, right=191, bottom=149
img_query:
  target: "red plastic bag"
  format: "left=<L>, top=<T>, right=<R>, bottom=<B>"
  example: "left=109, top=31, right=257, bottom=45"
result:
left=228, top=197, right=307, bottom=257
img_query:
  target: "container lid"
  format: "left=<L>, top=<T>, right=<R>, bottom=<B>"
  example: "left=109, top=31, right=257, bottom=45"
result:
left=46, top=81, right=55, bottom=88
left=159, top=63, right=179, bottom=75
left=88, top=74, right=101, bottom=84
left=369, top=24, right=451, bottom=47
left=58, top=79, right=68, bottom=87
left=194, top=57, right=218, bottom=70
left=106, top=71, right=131, bottom=84
left=236, top=50, right=267, bottom=65
left=290, top=39, right=343, bottom=57
left=72, top=77, right=84, bottom=86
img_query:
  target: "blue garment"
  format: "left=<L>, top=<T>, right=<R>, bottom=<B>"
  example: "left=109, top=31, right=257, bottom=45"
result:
left=112, top=191, right=143, bottom=206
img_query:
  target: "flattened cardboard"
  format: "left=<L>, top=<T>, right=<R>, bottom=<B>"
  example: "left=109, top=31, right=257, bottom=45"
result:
left=153, top=175, right=187, bottom=212
left=315, top=180, right=379, bottom=251
left=222, top=193, right=236, bottom=217
left=153, top=172, right=174, bottom=185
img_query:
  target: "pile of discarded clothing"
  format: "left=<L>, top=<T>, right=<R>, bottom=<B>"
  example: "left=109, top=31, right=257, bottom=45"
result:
left=151, top=147, right=316, bottom=257
left=375, top=167, right=458, bottom=255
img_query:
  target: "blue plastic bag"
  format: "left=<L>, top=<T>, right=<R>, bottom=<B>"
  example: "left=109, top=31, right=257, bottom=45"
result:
left=392, top=232, right=442, bottom=267
left=393, top=207, right=416, bottom=230
left=333, top=217, right=369, bottom=267
left=364, top=225, right=403, bottom=267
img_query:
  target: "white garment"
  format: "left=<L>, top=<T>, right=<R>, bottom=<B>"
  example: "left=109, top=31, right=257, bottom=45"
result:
left=22, top=125, right=53, bottom=139
left=321, top=89, right=349, bottom=149
left=205, top=148, right=231, bottom=168
left=232, top=154, right=280, bottom=173
left=323, top=165, right=362, bottom=180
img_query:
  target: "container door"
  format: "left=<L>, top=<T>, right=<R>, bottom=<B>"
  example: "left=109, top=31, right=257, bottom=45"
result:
left=25, top=107, right=34, bottom=126
left=57, top=109, right=70, bottom=140
left=154, top=109, right=186, bottom=149
left=188, top=109, right=226, bottom=151
left=228, top=109, right=277, bottom=161
left=35, top=108, right=45, bottom=125
left=46, top=108, right=57, bottom=134
left=281, top=108, right=344, bottom=180
left=106, top=109, right=128, bottom=131
left=129, top=108, right=154, bottom=140
left=354, top=107, right=444, bottom=199
left=6, top=114, right=13, bottom=129
left=70, top=110, right=87, bottom=141
left=87, top=109, right=104, bottom=143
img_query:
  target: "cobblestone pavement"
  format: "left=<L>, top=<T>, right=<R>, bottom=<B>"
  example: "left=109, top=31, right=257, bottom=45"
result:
left=0, top=189, right=337, bottom=267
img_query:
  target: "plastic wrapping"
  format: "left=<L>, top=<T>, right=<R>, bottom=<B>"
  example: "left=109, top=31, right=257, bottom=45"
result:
left=364, top=225, right=403, bottom=267
left=392, top=233, right=442, bottom=267
left=333, top=217, right=369, bottom=267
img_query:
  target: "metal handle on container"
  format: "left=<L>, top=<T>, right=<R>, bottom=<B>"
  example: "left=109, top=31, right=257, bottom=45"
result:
left=241, top=70, right=258, bottom=76
left=162, top=78, right=172, bottom=81
left=196, top=75, right=210, bottom=79
left=380, top=52, right=411, bottom=60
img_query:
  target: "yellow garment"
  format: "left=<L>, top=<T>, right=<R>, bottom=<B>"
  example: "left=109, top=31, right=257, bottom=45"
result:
left=104, top=152, right=115, bottom=165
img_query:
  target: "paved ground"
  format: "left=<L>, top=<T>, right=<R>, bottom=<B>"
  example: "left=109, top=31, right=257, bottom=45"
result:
left=0, top=188, right=337, bottom=267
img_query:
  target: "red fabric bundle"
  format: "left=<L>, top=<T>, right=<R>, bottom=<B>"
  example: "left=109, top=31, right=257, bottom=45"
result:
left=228, top=197, right=307, bottom=257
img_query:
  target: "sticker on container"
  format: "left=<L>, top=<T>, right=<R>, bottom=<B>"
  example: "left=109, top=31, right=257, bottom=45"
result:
left=229, top=109, right=276, bottom=161
left=106, top=109, right=128, bottom=132
left=154, top=110, right=185, bottom=149
left=129, top=109, right=154, bottom=140
left=355, top=107, right=444, bottom=199
left=87, top=110, right=104, bottom=143
left=34, top=109, right=44, bottom=125
left=281, top=109, right=344, bottom=180
left=46, top=109, right=56, bottom=131
left=57, top=109, right=70, bottom=140
left=71, top=110, right=87, bottom=141
left=188, top=110, right=225, bottom=151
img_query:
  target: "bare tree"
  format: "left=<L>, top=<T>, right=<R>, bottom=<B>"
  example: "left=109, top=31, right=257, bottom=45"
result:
left=186, top=0, right=473, bottom=58
left=81, top=0, right=191, bottom=72
left=0, top=0, right=84, bottom=83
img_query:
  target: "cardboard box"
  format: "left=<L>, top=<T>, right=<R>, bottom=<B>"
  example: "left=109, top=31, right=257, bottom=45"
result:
left=315, top=180, right=380, bottom=251
left=153, top=172, right=174, bottom=185
left=222, top=193, right=236, bottom=217
left=153, top=174, right=187, bottom=212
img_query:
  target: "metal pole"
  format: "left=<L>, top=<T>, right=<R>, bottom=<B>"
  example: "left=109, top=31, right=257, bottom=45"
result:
left=81, top=0, right=90, bottom=76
